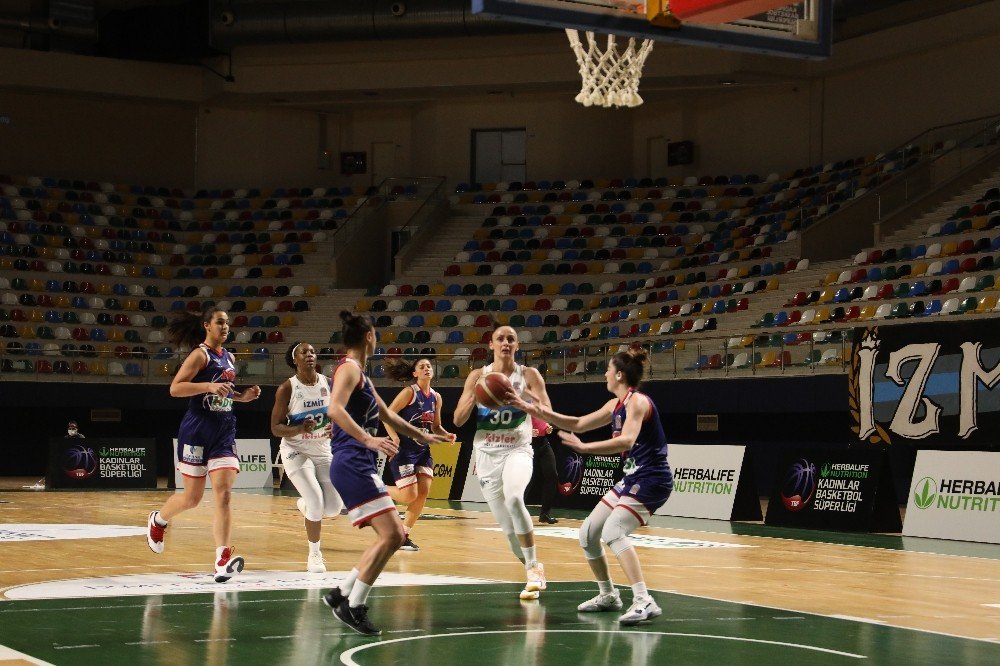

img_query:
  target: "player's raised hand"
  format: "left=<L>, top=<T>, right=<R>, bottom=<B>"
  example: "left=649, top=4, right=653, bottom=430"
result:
left=558, top=430, right=585, bottom=452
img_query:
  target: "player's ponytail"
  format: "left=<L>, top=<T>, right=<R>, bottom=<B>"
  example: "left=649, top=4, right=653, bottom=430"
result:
left=611, top=345, right=648, bottom=388
left=168, top=305, right=224, bottom=349
left=339, top=310, right=373, bottom=349
left=386, top=357, right=417, bottom=382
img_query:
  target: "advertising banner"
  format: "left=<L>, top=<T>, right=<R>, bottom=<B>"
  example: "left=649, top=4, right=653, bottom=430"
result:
left=655, top=444, right=761, bottom=520
left=849, top=320, right=1000, bottom=447
left=428, top=441, right=462, bottom=500
left=765, top=448, right=901, bottom=532
left=47, top=438, right=156, bottom=489
left=903, top=450, right=1000, bottom=543
left=173, top=439, right=272, bottom=489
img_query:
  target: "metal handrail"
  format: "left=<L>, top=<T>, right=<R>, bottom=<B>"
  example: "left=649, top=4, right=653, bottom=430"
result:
left=0, top=326, right=854, bottom=387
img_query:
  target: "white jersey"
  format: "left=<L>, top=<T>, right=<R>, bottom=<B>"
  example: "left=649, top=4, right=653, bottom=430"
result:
left=280, top=374, right=333, bottom=454
left=472, top=362, right=533, bottom=455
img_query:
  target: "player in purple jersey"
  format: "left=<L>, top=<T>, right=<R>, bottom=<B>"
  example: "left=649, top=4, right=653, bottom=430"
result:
left=322, top=311, right=450, bottom=636
left=512, top=347, right=672, bottom=625
left=383, top=357, right=456, bottom=552
left=145, top=306, right=262, bottom=584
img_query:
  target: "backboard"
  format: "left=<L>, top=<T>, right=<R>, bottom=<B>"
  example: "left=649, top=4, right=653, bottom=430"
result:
left=471, top=0, right=831, bottom=60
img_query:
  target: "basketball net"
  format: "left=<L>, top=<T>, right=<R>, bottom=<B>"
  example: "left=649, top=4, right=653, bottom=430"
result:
left=565, top=29, right=654, bottom=109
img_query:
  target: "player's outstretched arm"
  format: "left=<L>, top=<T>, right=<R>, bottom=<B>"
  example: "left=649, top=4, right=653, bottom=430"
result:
left=452, top=367, right=483, bottom=428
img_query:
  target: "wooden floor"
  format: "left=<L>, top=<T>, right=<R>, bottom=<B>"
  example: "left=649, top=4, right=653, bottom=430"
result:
left=1, top=482, right=999, bottom=663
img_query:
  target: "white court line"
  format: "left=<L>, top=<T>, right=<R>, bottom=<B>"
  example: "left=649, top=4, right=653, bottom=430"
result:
left=0, top=643, right=55, bottom=664
left=663, top=588, right=1000, bottom=645
left=337, top=630, right=867, bottom=664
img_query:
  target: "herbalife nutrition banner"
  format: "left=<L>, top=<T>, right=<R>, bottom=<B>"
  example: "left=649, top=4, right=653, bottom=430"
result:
left=173, top=438, right=271, bottom=489
left=47, top=438, right=157, bottom=489
left=849, top=320, right=1000, bottom=447
left=903, top=450, right=1000, bottom=543
left=765, top=448, right=901, bottom=532
left=654, top=444, right=761, bottom=521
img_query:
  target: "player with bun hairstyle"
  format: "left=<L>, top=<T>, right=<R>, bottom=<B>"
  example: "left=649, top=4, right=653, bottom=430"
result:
left=511, top=346, right=673, bottom=625
left=322, top=312, right=450, bottom=636
left=382, top=357, right=456, bottom=552
left=453, top=320, right=553, bottom=600
left=146, top=305, right=262, bottom=584
left=270, top=341, right=344, bottom=573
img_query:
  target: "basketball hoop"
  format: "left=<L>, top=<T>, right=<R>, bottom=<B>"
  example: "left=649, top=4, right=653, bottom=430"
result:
left=565, top=29, right=654, bottom=108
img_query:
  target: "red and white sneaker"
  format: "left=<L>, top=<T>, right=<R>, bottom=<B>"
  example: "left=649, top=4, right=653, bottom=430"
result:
left=146, top=511, right=166, bottom=554
left=214, top=547, right=245, bottom=583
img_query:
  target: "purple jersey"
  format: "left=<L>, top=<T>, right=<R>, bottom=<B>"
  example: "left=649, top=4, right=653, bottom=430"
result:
left=397, top=384, right=437, bottom=447
left=330, top=358, right=379, bottom=450
left=612, top=390, right=670, bottom=479
left=188, top=344, right=238, bottom=417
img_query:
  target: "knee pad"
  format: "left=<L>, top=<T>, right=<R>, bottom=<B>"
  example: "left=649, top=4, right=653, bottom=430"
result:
left=302, top=497, right=324, bottom=523
left=578, top=516, right=604, bottom=560
left=505, top=498, right=533, bottom=536
left=602, top=510, right=639, bottom=556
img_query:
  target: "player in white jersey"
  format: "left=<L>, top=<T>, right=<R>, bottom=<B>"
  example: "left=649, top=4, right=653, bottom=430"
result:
left=454, top=323, right=553, bottom=599
left=270, top=342, right=344, bottom=573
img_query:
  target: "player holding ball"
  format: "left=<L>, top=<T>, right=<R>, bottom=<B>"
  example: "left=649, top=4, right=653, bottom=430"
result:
left=454, top=323, right=553, bottom=600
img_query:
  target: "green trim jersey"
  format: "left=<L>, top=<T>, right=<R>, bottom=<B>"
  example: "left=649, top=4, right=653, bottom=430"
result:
left=472, top=363, right=533, bottom=455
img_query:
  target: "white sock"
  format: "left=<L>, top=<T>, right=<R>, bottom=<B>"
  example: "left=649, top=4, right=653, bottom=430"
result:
left=308, top=540, right=321, bottom=555
left=598, top=580, right=614, bottom=595
left=215, top=546, right=227, bottom=560
left=522, top=546, right=537, bottom=568
left=339, top=568, right=359, bottom=595
left=153, top=512, right=168, bottom=527
left=348, top=580, right=372, bottom=607
left=631, top=581, right=648, bottom=600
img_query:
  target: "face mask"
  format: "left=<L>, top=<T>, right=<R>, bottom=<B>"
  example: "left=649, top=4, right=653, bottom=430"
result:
left=67, top=429, right=77, bottom=436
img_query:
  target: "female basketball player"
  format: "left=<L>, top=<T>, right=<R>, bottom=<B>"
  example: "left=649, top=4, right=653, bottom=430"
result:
left=146, top=306, right=262, bottom=584
left=382, top=357, right=456, bottom=552
left=511, top=347, right=672, bottom=625
left=453, top=323, right=552, bottom=600
left=270, top=341, right=344, bottom=573
left=322, top=312, right=450, bottom=636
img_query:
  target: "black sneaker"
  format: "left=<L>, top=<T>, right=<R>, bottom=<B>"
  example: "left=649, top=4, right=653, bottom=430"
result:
left=400, top=536, right=419, bottom=551
left=539, top=514, right=559, bottom=524
left=333, top=599, right=382, bottom=636
left=322, top=587, right=345, bottom=611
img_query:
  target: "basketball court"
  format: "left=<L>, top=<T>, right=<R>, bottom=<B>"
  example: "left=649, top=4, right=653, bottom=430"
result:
left=2, top=484, right=999, bottom=663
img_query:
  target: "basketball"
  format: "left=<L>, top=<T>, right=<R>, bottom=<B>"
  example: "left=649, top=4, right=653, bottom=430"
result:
left=475, top=372, right=514, bottom=409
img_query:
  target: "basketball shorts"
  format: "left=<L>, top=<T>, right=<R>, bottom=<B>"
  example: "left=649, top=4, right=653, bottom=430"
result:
left=389, top=439, right=433, bottom=488
left=330, top=444, right=397, bottom=527
left=601, top=471, right=673, bottom=525
left=280, top=443, right=333, bottom=476
left=474, top=446, right=534, bottom=502
left=176, top=411, right=238, bottom=478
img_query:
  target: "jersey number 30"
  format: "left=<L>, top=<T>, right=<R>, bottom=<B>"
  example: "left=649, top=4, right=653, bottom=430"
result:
left=488, top=410, right=513, bottom=425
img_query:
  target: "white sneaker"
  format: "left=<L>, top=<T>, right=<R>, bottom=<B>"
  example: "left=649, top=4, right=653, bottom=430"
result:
left=307, top=551, right=326, bottom=574
left=214, top=546, right=245, bottom=583
left=577, top=590, right=623, bottom=612
left=618, top=596, right=662, bottom=625
left=146, top=511, right=166, bottom=554
left=519, top=563, right=546, bottom=600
